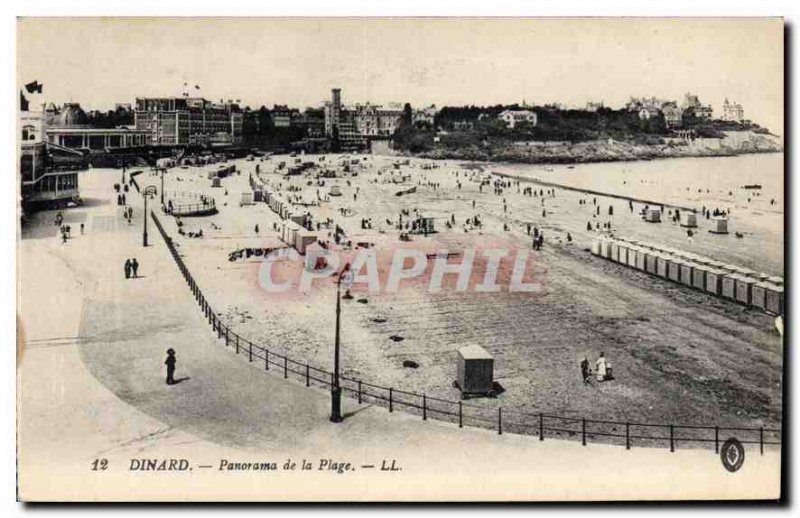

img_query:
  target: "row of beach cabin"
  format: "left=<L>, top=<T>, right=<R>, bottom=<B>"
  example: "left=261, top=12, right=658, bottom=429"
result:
left=591, top=236, right=784, bottom=316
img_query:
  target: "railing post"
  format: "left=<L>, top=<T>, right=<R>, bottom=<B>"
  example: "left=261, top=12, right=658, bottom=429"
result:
left=225, top=328, right=229, bottom=347
left=760, top=427, right=764, bottom=455
left=626, top=422, right=630, bottom=450
left=306, top=364, right=310, bottom=387
left=265, top=350, right=269, bottom=370
left=284, top=357, right=288, bottom=379
left=715, top=427, right=719, bottom=453
left=669, top=425, right=675, bottom=452
left=235, top=335, right=239, bottom=354
left=249, top=342, right=252, bottom=362
left=422, top=394, right=427, bottom=420
left=498, top=408, right=503, bottom=435
left=458, top=401, right=463, bottom=428
left=389, top=388, right=393, bottom=412
left=582, top=418, right=586, bottom=446
left=358, top=381, right=362, bottom=404
left=539, top=413, right=544, bottom=441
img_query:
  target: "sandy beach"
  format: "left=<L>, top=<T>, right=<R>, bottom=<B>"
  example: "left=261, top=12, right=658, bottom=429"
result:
left=133, top=151, right=784, bottom=441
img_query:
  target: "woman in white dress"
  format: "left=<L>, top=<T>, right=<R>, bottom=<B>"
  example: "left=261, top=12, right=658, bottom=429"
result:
left=595, top=352, right=607, bottom=382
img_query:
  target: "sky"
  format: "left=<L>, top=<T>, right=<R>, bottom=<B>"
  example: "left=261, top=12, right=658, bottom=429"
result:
left=17, top=17, right=784, bottom=133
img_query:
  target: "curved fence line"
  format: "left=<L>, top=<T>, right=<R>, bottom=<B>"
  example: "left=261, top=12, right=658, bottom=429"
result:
left=149, top=210, right=781, bottom=454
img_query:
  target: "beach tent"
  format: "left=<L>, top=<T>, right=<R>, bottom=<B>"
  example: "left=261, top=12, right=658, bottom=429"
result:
left=645, top=208, right=662, bottom=223
left=709, top=217, right=729, bottom=234
left=240, top=192, right=254, bottom=206
left=680, top=212, right=698, bottom=228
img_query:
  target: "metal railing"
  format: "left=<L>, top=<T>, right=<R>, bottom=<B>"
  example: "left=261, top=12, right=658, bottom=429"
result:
left=150, top=210, right=781, bottom=454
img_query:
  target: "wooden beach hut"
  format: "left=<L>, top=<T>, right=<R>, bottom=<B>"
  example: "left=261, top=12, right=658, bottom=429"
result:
left=765, top=284, right=784, bottom=315
left=616, top=242, right=629, bottom=265
left=591, top=237, right=602, bottom=256
left=668, top=258, right=684, bottom=283
left=734, top=275, right=756, bottom=305
left=645, top=251, right=658, bottom=275
left=610, top=241, right=620, bottom=263
left=294, top=230, right=318, bottom=255
left=751, top=282, right=768, bottom=311
left=767, top=276, right=784, bottom=287
left=635, top=247, right=647, bottom=271
left=601, top=239, right=614, bottom=260
left=705, top=268, right=725, bottom=296
left=680, top=261, right=695, bottom=287
left=721, top=272, right=737, bottom=300
left=692, top=263, right=709, bottom=290
left=455, top=345, right=495, bottom=398
left=656, top=254, right=671, bottom=279
left=627, top=246, right=639, bottom=269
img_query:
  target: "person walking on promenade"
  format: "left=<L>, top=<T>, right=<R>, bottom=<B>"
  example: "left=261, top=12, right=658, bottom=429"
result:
left=131, top=258, right=139, bottom=278
left=165, top=348, right=177, bottom=385
left=580, top=357, right=590, bottom=384
left=124, top=259, right=132, bottom=279
left=80, top=223, right=84, bottom=235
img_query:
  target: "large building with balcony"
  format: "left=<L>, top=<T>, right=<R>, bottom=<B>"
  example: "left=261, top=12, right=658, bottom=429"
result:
left=134, top=97, right=244, bottom=147
left=19, top=110, right=83, bottom=208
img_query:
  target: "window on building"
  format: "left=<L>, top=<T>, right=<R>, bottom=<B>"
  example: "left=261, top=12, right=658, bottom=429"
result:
left=22, top=125, right=36, bottom=141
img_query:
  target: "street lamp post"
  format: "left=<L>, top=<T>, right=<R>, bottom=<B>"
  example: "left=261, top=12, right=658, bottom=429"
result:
left=331, top=263, right=352, bottom=423
left=160, top=168, right=165, bottom=206
left=142, top=185, right=157, bottom=247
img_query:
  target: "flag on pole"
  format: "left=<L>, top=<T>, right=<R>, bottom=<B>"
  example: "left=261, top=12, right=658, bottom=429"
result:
left=24, top=80, right=42, bottom=94
left=20, top=91, right=29, bottom=111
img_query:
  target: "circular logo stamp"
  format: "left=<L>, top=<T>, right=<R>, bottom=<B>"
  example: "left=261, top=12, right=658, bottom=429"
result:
left=720, top=437, right=745, bottom=472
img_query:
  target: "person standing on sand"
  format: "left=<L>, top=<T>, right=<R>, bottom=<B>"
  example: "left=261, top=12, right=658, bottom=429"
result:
left=580, top=357, right=590, bottom=384
left=165, top=348, right=177, bottom=385
left=595, top=352, right=608, bottom=382
left=124, top=259, right=132, bottom=279
left=131, top=258, right=139, bottom=278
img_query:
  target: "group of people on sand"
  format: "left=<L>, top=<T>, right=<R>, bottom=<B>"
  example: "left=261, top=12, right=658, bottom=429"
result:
left=580, top=352, right=613, bottom=384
